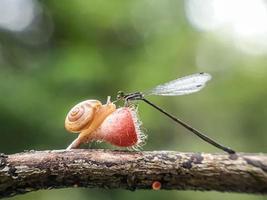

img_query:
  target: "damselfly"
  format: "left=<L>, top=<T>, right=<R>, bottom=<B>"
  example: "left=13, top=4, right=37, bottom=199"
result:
left=117, top=72, right=235, bottom=154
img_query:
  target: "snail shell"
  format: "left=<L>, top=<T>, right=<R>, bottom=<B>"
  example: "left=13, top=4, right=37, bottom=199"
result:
left=65, top=100, right=102, bottom=133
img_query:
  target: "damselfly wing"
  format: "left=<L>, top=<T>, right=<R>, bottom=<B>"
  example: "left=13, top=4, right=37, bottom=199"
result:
left=144, top=72, right=212, bottom=96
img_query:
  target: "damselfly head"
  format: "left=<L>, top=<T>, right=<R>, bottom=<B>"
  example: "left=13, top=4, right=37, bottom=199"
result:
left=117, top=91, right=125, bottom=99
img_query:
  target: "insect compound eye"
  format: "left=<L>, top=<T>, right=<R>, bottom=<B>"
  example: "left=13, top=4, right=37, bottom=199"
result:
left=117, top=91, right=125, bottom=99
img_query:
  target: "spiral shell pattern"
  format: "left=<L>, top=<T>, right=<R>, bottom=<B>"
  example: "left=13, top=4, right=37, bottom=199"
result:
left=65, top=100, right=102, bottom=132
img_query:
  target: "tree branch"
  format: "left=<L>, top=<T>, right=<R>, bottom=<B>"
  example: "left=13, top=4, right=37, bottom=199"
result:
left=0, top=150, right=267, bottom=198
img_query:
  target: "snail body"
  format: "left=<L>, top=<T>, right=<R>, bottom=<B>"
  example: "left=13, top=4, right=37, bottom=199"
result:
left=65, top=97, right=145, bottom=150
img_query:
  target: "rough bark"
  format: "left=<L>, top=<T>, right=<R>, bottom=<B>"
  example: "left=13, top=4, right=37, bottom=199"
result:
left=0, top=150, right=267, bottom=198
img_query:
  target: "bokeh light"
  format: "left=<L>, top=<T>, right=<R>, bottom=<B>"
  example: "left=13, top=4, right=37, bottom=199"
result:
left=0, top=0, right=53, bottom=45
left=185, top=0, right=267, bottom=55
left=0, top=0, right=36, bottom=32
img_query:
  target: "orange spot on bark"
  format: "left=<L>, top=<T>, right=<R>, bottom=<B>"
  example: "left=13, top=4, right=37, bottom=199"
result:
left=152, top=181, right=161, bottom=190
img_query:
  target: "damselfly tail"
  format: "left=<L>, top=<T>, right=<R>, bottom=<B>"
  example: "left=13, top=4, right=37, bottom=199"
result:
left=141, top=98, right=235, bottom=154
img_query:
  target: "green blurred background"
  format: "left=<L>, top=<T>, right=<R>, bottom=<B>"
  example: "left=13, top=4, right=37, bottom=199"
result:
left=0, top=0, right=267, bottom=199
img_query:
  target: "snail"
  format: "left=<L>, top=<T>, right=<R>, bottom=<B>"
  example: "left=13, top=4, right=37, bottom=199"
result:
left=65, top=97, right=145, bottom=150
